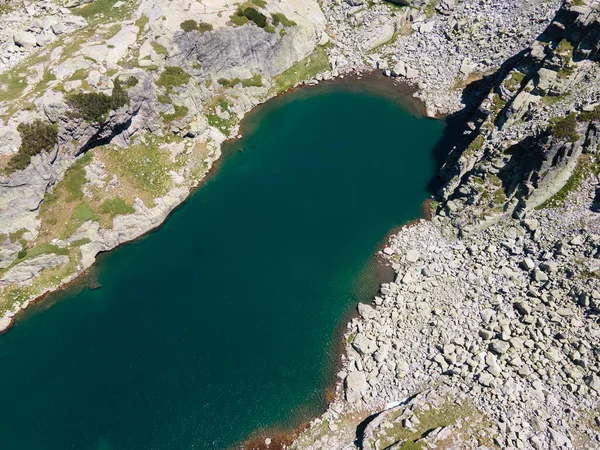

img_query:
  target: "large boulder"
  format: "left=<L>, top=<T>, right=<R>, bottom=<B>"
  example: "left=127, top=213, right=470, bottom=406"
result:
left=345, top=371, right=368, bottom=403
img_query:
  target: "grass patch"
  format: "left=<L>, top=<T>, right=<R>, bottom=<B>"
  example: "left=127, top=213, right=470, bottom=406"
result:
left=106, top=141, right=174, bottom=198
left=536, top=155, right=599, bottom=209
left=241, top=74, right=263, bottom=87
left=464, top=135, right=485, bottom=157
left=272, top=46, right=330, bottom=93
left=160, top=104, right=188, bottom=122
left=505, top=71, right=525, bottom=91
left=218, top=77, right=242, bottom=87
left=157, top=66, right=190, bottom=90
left=99, top=197, right=135, bottom=218
left=271, top=12, right=296, bottom=27
left=157, top=94, right=172, bottom=104
left=151, top=41, right=168, bottom=55
left=550, top=112, right=580, bottom=143
left=362, top=400, right=493, bottom=450
left=72, top=203, right=99, bottom=222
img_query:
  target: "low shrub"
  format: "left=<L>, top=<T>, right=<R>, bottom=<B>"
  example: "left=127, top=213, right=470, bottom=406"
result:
left=242, top=74, right=263, bottom=87
left=157, top=66, right=191, bottom=90
left=67, top=79, right=129, bottom=123
left=180, top=19, right=213, bottom=33
left=550, top=113, right=580, bottom=143
left=7, top=120, right=58, bottom=172
left=243, top=7, right=267, bottom=28
left=271, top=12, right=296, bottom=27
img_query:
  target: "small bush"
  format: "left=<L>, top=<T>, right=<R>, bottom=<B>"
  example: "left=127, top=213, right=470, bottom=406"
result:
left=124, top=76, right=138, bottom=87
left=241, top=74, right=263, bottom=87
left=271, top=12, right=296, bottom=27
left=252, top=0, right=267, bottom=7
left=157, top=66, right=191, bottom=90
left=243, top=7, right=267, bottom=28
left=218, top=78, right=241, bottom=87
left=67, top=79, right=129, bottom=123
left=181, top=19, right=199, bottom=32
left=99, top=197, right=135, bottom=217
left=550, top=113, right=580, bottom=143
left=197, top=22, right=214, bottom=33
left=180, top=20, right=213, bottom=33
left=157, top=94, right=172, bottom=104
left=7, top=120, right=58, bottom=172
left=230, top=10, right=249, bottom=26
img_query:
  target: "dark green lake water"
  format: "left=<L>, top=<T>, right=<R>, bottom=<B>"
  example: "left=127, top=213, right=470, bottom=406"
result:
left=0, top=83, right=444, bottom=449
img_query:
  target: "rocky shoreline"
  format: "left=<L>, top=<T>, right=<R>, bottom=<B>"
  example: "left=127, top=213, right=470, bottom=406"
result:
left=289, top=1, right=600, bottom=449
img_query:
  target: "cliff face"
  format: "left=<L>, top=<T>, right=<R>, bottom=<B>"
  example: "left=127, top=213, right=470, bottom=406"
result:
left=438, top=1, right=600, bottom=233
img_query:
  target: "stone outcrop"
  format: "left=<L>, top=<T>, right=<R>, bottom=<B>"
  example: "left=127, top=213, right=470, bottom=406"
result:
left=437, top=1, right=600, bottom=233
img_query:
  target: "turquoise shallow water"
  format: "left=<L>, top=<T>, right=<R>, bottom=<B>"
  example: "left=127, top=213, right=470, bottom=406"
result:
left=0, top=83, right=444, bottom=449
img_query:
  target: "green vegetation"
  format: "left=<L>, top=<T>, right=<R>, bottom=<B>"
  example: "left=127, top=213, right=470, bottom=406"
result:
left=556, top=38, right=574, bottom=56
left=464, top=135, right=485, bottom=157
left=180, top=19, right=214, bottom=33
left=72, top=203, right=100, bottom=223
left=492, top=94, right=507, bottom=114
left=111, top=141, right=174, bottom=197
left=161, top=104, right=189, bottom=122
left=242, top=74, right=263, bottom=87
left=218, top=77, right=241, bottom=87
left=233, top=6, right=267, bottom=28
left=135, top=14, right=149, bottom=30
left=207, top=113, right=234, bottom=136
left=218, top=75, right=263, bottom=88
left=99, top=197, right=135, bottom=218
left=423, top=0, right=438, bottom=18
left=64, top=153, right=92, bottom=201
left=157, top=66, right=191, bottom=90
left=124, top=76, right=138, bottom=88
left=505, top=71, right=525, bottom=91
left=7, top=120, right=58, bottom=173
left=151, top=41, right=168, bottom=55
left=71, top=238, right=91, bottom=247
left=580, top=105, right=600, bottom=122
left=361, top=400, right=494, bottom=450
left=272, top=46, right=330, bottom=93
left=157, top=94, right=172, bottom=104
left=67, top=79, right=129, bottom=123
left=537, top=155, right=599, bottom=209
left=230, top=12, right=249, bottom=26
left=252, top=0, right=267, bottom=7
left=271, top=13, right=296, bottom=27
left=550, top=112, right=580, bottom=143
